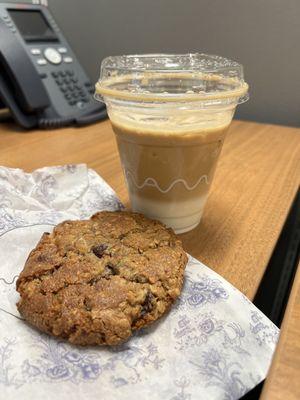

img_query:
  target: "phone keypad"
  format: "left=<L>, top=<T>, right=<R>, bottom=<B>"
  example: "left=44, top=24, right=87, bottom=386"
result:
left=52, top=70, right=90, bottom=107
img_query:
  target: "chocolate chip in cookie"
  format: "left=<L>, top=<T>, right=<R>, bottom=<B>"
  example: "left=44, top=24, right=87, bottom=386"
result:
left=91, top=244, right=107, bottom=258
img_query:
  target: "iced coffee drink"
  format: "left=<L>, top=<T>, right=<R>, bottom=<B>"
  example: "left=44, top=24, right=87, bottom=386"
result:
left=95, top=55, right=248, bottom=233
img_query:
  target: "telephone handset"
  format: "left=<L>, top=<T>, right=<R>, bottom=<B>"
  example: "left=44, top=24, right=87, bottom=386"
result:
left=0, top=20, right=50, bottom=128
left=0, top=3, right=106, bottom=129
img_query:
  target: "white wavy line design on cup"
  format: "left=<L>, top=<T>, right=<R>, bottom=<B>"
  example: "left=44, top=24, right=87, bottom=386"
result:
left=126, top=170, right=209, bottom=193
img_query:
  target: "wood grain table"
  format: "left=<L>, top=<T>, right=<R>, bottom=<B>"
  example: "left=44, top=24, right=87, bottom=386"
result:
left=0, top=119, right=299, bottom=398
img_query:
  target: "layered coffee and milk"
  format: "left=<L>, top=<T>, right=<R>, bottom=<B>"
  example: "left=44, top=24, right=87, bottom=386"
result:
left=95, top=54, right=249, bottom=233
left=110, top=113, right=230, bottom=233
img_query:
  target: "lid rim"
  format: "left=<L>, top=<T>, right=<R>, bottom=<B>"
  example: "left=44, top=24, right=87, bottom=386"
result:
left=95, top=81, right=249, bottom=103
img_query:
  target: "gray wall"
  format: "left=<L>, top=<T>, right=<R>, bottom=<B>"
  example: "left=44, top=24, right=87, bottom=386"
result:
left=8, top=0, right=300, bottom=126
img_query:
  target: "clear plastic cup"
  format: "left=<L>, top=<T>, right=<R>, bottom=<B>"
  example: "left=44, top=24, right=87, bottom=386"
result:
left=95, top=54, right=249, bottom=233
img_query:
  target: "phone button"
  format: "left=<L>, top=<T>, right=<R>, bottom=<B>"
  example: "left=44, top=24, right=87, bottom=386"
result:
left=63, top=57, right=73, bottom=64
left=44, top=48, right=62, bottom=65
left=55, top=77, right=63, bottom=85
left=58, top=47, right=67, bottom=54
left=37, top=59, right=47, bottom=66
left=31, top=48, right=41, bottom=55
left=60, top=85, right=68, bottom=93
left=77, top=101, right=87, bottom=109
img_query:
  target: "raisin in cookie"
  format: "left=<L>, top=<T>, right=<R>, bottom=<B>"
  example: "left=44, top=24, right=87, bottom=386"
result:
left=16, top=211, right=187, bottom=345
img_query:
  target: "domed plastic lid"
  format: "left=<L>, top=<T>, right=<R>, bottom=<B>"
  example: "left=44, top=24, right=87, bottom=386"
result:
left=95, top=53, right=249, bottom=104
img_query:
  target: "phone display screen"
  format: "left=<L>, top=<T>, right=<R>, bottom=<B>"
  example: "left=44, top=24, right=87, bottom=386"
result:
left=9, top=9, right=58, bottom=42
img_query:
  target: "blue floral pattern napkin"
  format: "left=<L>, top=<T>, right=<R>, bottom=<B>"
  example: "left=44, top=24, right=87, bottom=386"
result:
left=0, top=165, right=279, bottom=400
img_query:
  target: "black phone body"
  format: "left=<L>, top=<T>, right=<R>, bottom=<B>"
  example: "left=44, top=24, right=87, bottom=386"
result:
left=0, top=3, right=106, bottom=128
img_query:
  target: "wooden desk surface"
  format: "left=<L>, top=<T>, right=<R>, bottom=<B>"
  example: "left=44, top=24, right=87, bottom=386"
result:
left=0, top=119, right=299, bottom=300
left=0, top=118, right=300, bottom=399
